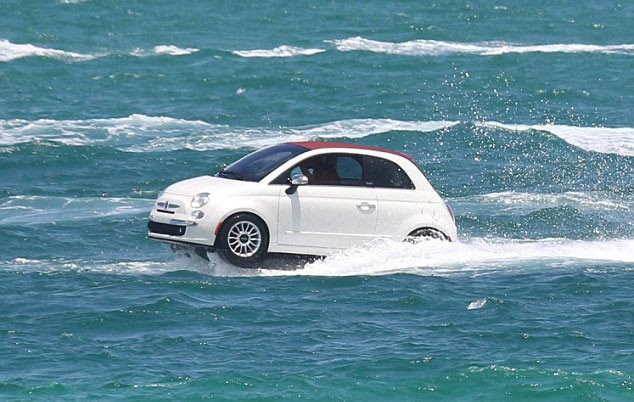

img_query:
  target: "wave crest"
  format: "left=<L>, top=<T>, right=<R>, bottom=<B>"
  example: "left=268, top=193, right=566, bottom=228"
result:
left=0, top=115, right=457, bottom=152
left=0, top=39, right=94, bottom=62
left=1, top=115, right=632, bottom=156
left=132, top=45, right=199, bottom=57
left=477, top=121, right=634, bottom=157
left=330, top=37, right=634, bottom=57
left=232, top=45, right=325, bottom=58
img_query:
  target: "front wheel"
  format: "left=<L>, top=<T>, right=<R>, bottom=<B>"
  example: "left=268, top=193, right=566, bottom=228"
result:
left=406, top=227, right=449, bottom=242
left=218, top=214, right=269, bottom=268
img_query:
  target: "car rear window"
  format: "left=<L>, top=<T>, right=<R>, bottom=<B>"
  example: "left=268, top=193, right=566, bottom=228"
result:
left=363, top=156, right=415, bottom=189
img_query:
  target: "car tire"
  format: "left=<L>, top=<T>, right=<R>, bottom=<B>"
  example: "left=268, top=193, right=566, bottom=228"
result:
left=406, top=227, right=449, bottom=242
left=218, top=213, right=269, bottom=268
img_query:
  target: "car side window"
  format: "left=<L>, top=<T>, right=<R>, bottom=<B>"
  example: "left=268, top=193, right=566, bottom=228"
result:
left=363, top=156, right=415, bottom=189
left=284, top=154, right=364, bottom=186
left=277, top=153, right=413, bottom=188
left=335, top=155, right=363, bottom=185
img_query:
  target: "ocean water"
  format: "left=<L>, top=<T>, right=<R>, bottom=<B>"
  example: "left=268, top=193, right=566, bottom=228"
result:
left=1, top=0, right=633, bottom=400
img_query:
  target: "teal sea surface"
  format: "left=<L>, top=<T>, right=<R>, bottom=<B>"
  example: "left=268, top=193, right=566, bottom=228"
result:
left=1, top=0, right=633, bottom=400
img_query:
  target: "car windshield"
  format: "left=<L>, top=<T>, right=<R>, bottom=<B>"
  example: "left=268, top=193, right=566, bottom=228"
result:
left=217, top=143, right=308, bottom=182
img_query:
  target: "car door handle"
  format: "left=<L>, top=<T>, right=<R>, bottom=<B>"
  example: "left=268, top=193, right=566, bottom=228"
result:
left=356, top=202, right=376, bottom=212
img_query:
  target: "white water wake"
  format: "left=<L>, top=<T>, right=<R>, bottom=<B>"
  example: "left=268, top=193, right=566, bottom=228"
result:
left=5, top=238, right=630, bottom=277
left=265, top=238, right=634, bottom=277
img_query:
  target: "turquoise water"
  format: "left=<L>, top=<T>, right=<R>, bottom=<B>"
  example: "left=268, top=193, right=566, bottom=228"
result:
left=1, top=0, right=633, bottom=400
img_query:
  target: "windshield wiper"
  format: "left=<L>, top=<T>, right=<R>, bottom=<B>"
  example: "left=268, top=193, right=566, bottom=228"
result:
left=217, top=169, right=245, bottom=181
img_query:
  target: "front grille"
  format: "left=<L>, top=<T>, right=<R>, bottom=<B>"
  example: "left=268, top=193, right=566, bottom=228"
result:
left=148, top=221, right=186, bottom=236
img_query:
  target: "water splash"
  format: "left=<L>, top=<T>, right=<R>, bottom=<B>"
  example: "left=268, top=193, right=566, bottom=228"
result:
left=2, top=237, right=632, bottom=277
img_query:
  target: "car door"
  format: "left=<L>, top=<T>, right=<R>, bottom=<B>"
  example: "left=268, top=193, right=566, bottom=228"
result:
left=363, top=156, right=421, bottom=240
left=277, top=154, right=378, bottom=250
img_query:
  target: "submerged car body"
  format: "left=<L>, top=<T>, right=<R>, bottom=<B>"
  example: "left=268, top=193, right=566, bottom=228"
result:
left=148, top=141, right=457, bottom=267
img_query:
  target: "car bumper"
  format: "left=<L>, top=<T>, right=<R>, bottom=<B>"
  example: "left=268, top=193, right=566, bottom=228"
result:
left=147, top=193, right=219, bottom=248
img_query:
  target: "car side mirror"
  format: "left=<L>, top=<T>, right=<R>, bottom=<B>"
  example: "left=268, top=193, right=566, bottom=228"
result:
left=291, top=173, right=309, bottom=186
left=286, top=173, right=308, bottom=195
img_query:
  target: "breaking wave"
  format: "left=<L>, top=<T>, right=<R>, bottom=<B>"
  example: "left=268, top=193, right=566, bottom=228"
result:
left=131, top=45, right=200, bottom=57
left=330, top=37, right=634, bottom=57
left=0, top=38, right=199, bottom=62
left=6, top=36, right=633, bottom=64
left=1, top=115, right=632, bottom=157
left=232, top=45, right=325, bottom=58
left=476, top=122, right=634, bottom=157
left=0, top=39, right=95, bottom=62
left=0, top=115, right=458, bottom=152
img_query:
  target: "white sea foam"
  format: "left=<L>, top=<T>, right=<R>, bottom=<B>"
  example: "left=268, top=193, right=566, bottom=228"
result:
left=0, top=195, right=154, bottom=225
left=2, top=258, right=178, bottom=275
left=153, top=45, right=199, bottom=56
left=233, top=45, right=325, bottom=58
left=330, top=37, right=634, bottom=57
left=1, top=38, right=200, bottom=62
left=0, top=39, right=95, bottom=62
left=0, top=114, right=210, bottom=148
left=477, top=121, right=634, bottom=157
left=136, top=118, right=458, bottom=152
left=132, top=45, right=200, bottom=57
left=0, top=115, right=458, bottom=152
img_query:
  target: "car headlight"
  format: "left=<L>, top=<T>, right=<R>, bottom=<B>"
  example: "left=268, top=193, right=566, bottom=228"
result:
left=191, top=192, right=210, bottom=208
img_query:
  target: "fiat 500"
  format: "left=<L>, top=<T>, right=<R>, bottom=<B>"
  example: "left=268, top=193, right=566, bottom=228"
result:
left=148, top=141, right=457, bottom=267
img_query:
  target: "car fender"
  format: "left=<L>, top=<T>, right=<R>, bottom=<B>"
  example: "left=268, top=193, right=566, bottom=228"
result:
left=212, top=193, right=279, bottom=247
left=398, top=202, right=456, bottom=241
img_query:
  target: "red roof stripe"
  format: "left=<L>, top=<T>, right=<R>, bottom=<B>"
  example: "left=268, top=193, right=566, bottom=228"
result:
left=287, top=141, right=415, bottom=162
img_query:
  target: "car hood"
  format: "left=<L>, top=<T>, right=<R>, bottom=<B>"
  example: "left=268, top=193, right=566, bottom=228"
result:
left=163, top=175, right=255, bottom=196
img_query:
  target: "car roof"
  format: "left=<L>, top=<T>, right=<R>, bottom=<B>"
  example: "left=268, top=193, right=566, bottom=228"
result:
left=287, top=141, right=415, bottom=162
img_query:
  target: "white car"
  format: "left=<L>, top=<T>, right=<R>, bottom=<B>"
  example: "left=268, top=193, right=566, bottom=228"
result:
left=148, top=141, right=457, bottom=267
